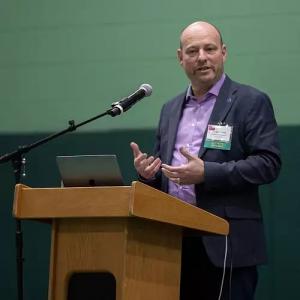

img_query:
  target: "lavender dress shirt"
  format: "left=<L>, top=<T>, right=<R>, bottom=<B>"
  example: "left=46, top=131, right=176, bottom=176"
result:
left=168, top=74, right=226, bottom=205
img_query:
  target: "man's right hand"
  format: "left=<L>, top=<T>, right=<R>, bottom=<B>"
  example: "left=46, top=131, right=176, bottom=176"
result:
left=130, top=142, right=161, bottom=179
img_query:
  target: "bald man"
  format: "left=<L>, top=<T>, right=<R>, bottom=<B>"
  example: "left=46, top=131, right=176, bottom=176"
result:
left=131, top=21, right=281, bottom=300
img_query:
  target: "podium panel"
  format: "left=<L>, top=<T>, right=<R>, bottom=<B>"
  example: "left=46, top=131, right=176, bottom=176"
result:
left=48, top=218, right=181, bottom=300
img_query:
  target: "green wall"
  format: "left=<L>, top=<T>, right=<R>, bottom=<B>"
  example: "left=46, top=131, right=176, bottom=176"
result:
left=0, top=0, right=300, bottom=133
left=1, top=0, right=300, bottom=299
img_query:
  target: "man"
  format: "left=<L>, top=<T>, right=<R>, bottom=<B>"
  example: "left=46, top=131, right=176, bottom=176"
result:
left=130, top=21, right=281, bottom=300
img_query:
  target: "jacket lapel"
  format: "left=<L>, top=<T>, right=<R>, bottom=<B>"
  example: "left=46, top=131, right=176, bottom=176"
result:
left=199, top=76, right=238, bottom=157
left=166, top=93, right=186, bottom=164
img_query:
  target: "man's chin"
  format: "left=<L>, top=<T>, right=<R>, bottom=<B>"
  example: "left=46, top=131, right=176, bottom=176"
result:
left=194, top=70, right=214, bottom=80
left=198, top=75, right=215, bottom=85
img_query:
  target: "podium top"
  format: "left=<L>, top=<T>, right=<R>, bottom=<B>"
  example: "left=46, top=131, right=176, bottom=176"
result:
left=13, top=181, right=229, bottom=235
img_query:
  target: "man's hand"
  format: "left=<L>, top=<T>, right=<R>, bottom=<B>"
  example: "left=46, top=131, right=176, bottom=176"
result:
left=130, top=142, right=161, bottom=179
left=161, top=147, right=204, bottom=185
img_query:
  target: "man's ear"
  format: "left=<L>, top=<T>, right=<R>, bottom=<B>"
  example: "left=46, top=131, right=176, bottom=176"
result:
left=177, top=48, right=183, bottom=66
left=222, top=44, right=227, bottom=62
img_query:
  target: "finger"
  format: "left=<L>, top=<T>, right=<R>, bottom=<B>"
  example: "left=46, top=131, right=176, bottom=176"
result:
left=134, top=152, right=147, bottom=164
left=130, top=142, right=142, bottom=158
left=152, top=159, right=162, bottom=174
left=161, top=167, right=180, bottom=179
left=145, top=155, right=155, bottom=165
left=180, top=147, right=196, bottom=160
left=138, top=153, right=151, bottom=169
left=133, top=154, right=147, bottom=170
left=138, top=157, right=161, bottom=179
left=147, top=157, right=161, bottom=169
left=140, top=156, right=156, bottom=172
left=144, top=158, right=161, bottom=176
left=169, top=177, right=181, bottom=185
left=161, top=163, right=184, bottom=172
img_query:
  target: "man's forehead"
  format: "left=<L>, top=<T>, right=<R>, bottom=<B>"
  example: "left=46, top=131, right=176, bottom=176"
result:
left=181, top=31, right=220, bottom=48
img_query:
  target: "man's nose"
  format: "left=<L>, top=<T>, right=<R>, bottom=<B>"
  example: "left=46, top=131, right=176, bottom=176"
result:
left=197, top=49, right=207, bottom=61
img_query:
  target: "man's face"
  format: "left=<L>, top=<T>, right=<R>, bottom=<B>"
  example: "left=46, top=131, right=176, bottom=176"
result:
left=177, top=23, right=227, bottom=92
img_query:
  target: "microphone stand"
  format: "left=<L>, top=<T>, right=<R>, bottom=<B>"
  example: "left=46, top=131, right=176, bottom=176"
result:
left=0, top=105, right=121, bottom=300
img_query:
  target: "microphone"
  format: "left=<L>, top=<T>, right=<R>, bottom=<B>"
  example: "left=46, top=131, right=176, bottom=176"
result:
left=108, top=83, right=152, bottom=117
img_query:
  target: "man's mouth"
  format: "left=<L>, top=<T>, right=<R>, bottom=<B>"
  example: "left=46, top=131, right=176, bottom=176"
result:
left=197, top=66, right=211, bottom=72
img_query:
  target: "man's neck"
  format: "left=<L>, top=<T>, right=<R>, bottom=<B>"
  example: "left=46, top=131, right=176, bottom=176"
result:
left=191, top=74, right=225, bottom=98
left=191, top=84, right=212, bottom=98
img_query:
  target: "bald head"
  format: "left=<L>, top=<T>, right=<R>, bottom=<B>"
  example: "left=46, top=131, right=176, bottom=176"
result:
left=177, top=20, right=227, bottom=97
left=179, top=21, right=223, bottom=49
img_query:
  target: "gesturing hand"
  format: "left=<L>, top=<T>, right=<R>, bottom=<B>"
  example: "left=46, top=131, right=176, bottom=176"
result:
left=130, top=142, right=161, bottom=179
left=161, top=147, right=204, bottom=185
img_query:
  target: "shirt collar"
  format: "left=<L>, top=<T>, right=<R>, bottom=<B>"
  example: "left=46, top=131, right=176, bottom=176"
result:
left=186, top=73, right=226, bottom=103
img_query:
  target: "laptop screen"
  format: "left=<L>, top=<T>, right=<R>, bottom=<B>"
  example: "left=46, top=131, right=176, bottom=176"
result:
left=56, top=155, right=124, bottom=187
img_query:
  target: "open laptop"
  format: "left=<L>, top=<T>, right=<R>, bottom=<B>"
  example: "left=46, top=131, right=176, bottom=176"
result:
left=56, top=155, right=123, bottom=187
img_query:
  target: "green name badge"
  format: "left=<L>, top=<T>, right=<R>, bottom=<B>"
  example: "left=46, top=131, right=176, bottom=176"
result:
left=204, top=124, right=233, bottom=150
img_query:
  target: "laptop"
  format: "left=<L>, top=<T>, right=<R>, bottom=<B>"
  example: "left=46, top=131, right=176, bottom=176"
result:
left=56, top=155, right=124, bottom=187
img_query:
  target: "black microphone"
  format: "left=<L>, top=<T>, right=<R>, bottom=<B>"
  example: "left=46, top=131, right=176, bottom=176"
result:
left=108, top=83, right=152, bottom=117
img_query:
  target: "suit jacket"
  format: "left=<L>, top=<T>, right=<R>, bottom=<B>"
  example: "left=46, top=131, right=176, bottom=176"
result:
left=142, top=75, right=281, bottom=267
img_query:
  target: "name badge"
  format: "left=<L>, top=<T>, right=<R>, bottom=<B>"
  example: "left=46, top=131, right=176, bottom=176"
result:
left=204, top=124, right=233, bottom=150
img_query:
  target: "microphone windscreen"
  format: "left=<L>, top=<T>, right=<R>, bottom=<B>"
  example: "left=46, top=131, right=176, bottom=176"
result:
left=140, top=83, right=152, bottom=97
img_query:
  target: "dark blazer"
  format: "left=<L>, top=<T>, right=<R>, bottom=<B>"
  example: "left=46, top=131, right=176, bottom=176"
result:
left=143, top=75, right=281, bottom=267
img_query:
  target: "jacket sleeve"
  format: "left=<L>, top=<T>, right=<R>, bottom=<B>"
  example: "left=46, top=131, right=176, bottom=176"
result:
left=203, top=92, right=281, bottom=190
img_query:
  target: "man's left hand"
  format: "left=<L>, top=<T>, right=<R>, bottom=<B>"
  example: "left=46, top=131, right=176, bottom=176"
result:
left=161, top=147, right=205, bottom=185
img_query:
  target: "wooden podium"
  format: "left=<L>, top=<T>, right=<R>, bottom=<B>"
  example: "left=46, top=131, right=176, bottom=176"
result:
left=13, top=181, right=229, bottom=300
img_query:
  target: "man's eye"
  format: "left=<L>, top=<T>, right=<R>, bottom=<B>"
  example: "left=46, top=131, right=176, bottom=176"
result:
left=206, top=47, right=216, bottom=52
left=187, top=49, right=197, bottom=55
